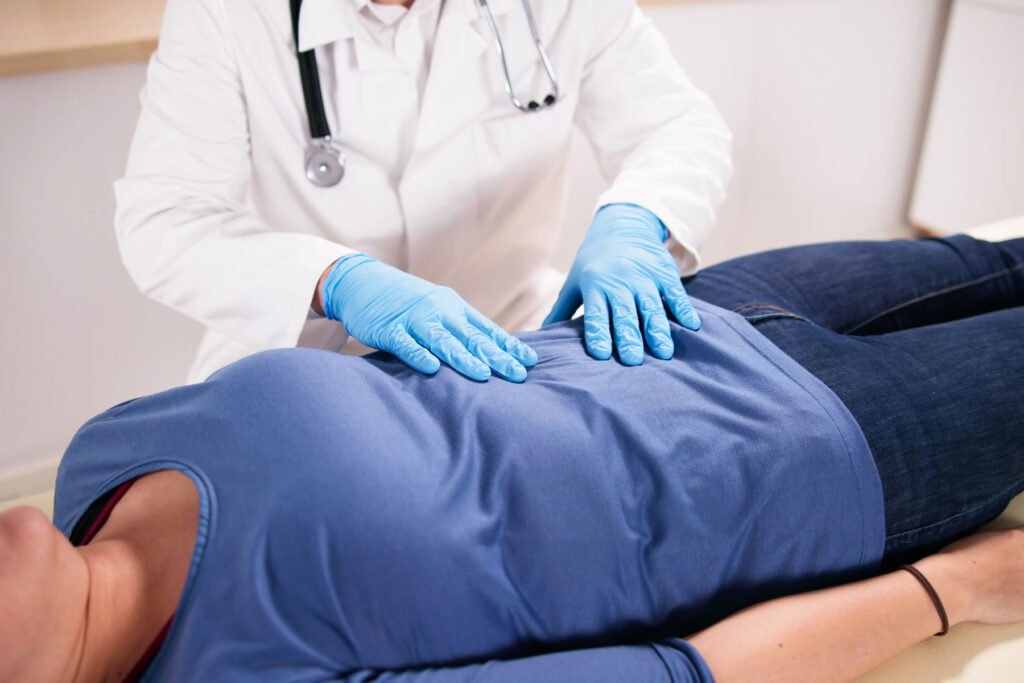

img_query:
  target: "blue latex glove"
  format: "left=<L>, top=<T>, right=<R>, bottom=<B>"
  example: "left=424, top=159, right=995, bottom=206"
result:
left=322, top=254, right=538, bottom=382
left=543, top=204, right=701, bottom=365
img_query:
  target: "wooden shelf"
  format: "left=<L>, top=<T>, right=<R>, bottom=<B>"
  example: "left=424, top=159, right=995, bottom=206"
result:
left=0, top=0, right=166, bottom=77
left=0, top=0, right=701, bottom=77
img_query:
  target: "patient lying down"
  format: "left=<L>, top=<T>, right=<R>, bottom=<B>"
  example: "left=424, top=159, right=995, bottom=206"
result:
left=2, top=236, right=1023, bottom=681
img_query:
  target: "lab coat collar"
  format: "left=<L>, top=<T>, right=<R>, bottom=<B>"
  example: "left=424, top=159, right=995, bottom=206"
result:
left=297, top=0, right=517, bottom=52
left=447, top=0, right=518, bottom=21
left=297, top=0, right=354, bottom=51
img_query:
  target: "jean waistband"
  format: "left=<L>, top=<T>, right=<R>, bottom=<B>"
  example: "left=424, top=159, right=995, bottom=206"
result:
left=732, top=303, right=811, bottom=326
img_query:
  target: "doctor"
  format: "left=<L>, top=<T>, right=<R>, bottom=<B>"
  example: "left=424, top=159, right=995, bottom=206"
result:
left=115, top=0, right=732, bottom=383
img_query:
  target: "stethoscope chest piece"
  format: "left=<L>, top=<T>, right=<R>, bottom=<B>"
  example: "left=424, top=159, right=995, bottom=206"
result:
left=305, top=141, right=346, bottom=187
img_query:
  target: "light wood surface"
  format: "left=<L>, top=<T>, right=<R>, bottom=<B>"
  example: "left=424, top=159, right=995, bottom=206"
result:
left=0, top=0, right=166, bottom=77
left=0, top=0, right=701, bottom=77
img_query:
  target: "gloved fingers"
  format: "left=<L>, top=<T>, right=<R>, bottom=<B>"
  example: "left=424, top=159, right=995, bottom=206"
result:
left=636, top=285, right=674, bottom=360
left=542, top=281, right=583, bottom=326
left=411, top=321, right=492, bottom=382
left=383, top=326, right=442, bottom=376
left=662, top=281, right=702, bottom=331
left=607, top=286, right=645, bottom=366
left=456, top=325, right=529, bottom=382
left=467, top=309, right=538, bottom=368
left=581, top=286, right=613, bottom=360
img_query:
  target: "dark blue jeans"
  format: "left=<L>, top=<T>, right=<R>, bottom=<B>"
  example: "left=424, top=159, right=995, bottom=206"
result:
left=684, top=235, right=1024, bottom=565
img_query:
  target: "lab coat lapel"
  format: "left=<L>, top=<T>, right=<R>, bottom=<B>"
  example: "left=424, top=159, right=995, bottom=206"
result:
left=351, top=38, right=403, bottom=73
left=296, top=0, right=354, bottom=50
left=417, top=0, right=516, bottom=148
left=300, top=0, right=400, bottom=73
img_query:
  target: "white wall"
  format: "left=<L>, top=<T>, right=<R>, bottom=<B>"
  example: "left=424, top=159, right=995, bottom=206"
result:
left=910, top=0, right=1024, bottom=233
left=0, top=63, right=203, bottom=495
left=0, top=0, right=949, bottom=497
left=559, top=0, right=949, bottom=269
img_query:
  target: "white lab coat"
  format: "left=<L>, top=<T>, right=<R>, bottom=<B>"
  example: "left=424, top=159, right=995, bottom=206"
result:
left=115, top=0, right=733, bottom=382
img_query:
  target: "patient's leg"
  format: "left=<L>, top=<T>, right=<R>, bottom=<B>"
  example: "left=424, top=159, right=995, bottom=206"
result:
left=685, top=236, right=1024, bottom=334
left=748, top=305, right=1024, bottom=564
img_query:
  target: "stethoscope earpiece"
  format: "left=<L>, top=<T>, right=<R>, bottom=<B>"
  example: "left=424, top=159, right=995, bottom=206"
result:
left=526, top=94, right=557, bottom=111
left=480, top=0, right=561, bottom=115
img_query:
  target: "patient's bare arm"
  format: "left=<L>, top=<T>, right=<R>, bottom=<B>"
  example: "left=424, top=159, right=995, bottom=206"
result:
left=689, top=527, right=1024, bottom=682
left=0, top=470, right=197, bottom=683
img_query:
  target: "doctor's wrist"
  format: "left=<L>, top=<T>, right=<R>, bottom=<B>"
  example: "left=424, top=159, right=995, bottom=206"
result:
left=320, top=253, right=378, bottom=321
left=312, top=259, right=340, bottom=317
left=314, top=254, right=371, bottom=318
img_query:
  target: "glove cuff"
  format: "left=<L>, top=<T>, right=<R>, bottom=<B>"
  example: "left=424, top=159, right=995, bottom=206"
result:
left=322, top=253, right=376, bottom=322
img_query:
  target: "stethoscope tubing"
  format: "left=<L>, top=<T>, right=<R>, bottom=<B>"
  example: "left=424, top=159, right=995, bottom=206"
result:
left=290, top=0, right=331, bottom=140
left=291, top=0, right=560, bottom=186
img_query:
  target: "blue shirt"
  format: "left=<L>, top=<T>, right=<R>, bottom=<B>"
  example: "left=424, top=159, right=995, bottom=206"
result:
left=55, top=301, right=884, bottom=682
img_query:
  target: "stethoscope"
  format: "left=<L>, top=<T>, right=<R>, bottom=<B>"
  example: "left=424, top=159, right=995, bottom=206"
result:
left=289, top=0, right=560, bottom=187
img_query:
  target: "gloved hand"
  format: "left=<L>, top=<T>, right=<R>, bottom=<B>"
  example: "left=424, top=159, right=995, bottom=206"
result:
left=322, top=254, right=538, bottom=382
left=543, top=203, right=701, bottom=365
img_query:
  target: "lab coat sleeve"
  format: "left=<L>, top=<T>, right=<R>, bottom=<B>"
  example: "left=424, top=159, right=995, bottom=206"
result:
left=114, top=0, right=354, bottom=353
left=574, top=0, right=734, bottom=275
